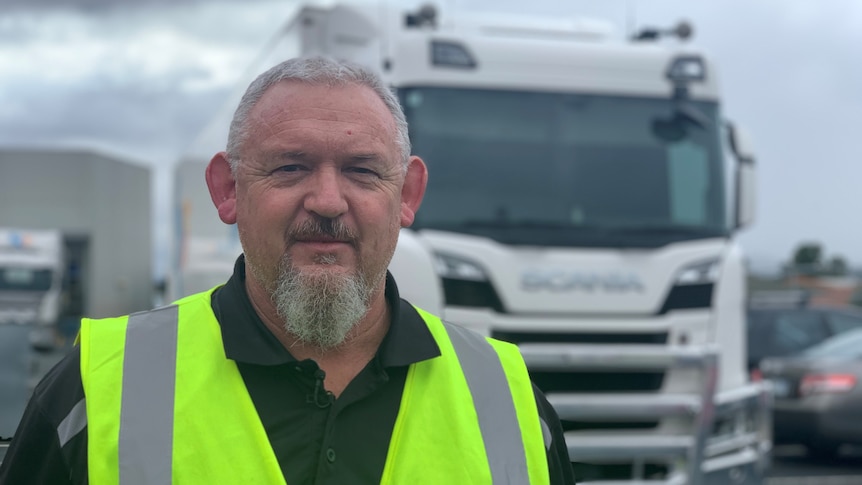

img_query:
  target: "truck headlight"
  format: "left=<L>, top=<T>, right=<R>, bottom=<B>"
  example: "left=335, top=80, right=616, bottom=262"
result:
left=674, top=258, right=720, bottom=285
left=659, top=259, right=719, bottom=313
left=434, top=252, right=489, bottom=282
left=433, top=253, right=505, bottom=312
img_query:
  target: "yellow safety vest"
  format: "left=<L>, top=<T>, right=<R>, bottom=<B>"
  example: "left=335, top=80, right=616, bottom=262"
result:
left=79, top=289, right=550, bottom=484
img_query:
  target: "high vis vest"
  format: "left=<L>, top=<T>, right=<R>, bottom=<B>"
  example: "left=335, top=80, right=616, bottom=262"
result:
left=78, top=289, right=550, bottom=484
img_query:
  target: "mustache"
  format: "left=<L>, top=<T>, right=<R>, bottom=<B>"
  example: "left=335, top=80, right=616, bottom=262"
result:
left=288, top=217, right=357, bottom=243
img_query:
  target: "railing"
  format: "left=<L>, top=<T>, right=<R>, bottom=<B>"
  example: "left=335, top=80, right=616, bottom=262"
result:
left=519, top=343, right=768, bottom=484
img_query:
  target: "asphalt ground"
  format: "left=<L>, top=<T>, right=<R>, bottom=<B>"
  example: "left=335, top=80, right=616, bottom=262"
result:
left=768, top=445, right=862, bottom=485
left=0, top=325, right=32, bottom=440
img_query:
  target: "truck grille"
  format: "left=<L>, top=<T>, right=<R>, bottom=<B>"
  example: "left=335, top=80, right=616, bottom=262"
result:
left=491, top=330, right=668, bottom=345
left=531, top=370, right=665, bottom=393
left=563, top=419, right=659, bottom=432
left=576, top=462, right=669, bottom=482
left=493, top=330, right=669, bottom=434
left=492, top=330, right=668, bottom=392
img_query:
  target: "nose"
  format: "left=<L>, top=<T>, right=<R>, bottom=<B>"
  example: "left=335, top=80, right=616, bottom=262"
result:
left=303, top=166, right=348, bottom=219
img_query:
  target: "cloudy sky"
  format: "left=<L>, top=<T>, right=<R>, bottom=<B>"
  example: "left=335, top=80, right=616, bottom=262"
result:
left=1, top=0, right=860, bottom=278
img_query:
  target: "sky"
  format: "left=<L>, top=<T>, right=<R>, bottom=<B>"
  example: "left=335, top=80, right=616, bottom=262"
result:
left=0, top=0, right=860, bottom=278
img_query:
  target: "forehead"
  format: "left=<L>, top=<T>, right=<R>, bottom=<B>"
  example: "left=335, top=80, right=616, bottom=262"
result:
left=247, top=81, right=397, bottom=140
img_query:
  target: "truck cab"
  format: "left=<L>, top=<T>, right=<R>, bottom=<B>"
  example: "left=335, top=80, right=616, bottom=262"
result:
left=0, top=228, right=64, bottom=341
left=295, top=2, right=769, bottom=483
left=170, top=2, right=771, bottom=482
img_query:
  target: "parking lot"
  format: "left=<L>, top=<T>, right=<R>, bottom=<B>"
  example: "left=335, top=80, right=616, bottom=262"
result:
left=769, top=445, right=862, bottom=484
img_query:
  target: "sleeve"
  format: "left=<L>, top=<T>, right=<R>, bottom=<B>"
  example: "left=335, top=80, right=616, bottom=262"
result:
left=0, top=347, right=88, bottom=485
left=533, top=382, right=578, bottom=485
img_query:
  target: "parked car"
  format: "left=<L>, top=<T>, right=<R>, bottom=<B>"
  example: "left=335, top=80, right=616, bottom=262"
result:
left=747, top=293, right=862, bottom=373
left=760, top=328, right=862, bottom=458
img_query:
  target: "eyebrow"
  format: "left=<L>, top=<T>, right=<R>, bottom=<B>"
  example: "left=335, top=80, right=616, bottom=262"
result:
left=275, top=151, right=308, bottom=161
left=274, top=151, right=386, bottom=163
left=348, top=153, right=384, bottom=163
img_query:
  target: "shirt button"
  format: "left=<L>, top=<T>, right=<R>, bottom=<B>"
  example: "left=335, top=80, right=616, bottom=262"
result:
left=326, top=448, right=336, bottom=463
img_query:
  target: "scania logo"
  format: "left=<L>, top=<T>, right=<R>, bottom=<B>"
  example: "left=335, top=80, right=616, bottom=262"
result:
left=522, top=270, right=645, bottom=292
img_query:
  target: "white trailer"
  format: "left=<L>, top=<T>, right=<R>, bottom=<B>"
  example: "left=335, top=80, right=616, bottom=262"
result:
left=177, top=2, right=772, bottom=483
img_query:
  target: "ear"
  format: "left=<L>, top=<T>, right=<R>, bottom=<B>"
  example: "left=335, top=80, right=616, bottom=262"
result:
left=205, top=152, right=238, bottom=225
left=400, top=156, right=428, bottom=227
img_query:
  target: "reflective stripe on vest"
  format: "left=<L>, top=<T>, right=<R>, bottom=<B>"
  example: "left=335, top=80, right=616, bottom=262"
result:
left=120, top=306, right=178, bottom=484
left=82, top=291, right=548, bottom=484
left=443, top=322, right=530, bottom=484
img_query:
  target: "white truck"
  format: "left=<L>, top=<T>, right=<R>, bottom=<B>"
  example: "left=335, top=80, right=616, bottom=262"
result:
left=177, top=2, right=772, bottom=483
left=0, top=228, right=64, bottom=440
left=0, top=228, right=64, bottom=348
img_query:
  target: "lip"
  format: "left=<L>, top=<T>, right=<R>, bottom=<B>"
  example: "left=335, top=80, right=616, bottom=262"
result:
left=293, top=240, right=352, bottom=251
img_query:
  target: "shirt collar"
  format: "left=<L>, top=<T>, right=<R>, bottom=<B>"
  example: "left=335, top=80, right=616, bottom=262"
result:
left=210, top=255, right=440, bottom=367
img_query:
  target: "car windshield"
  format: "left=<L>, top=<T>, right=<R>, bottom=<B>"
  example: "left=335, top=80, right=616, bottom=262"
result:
left=400, top=87, right=729, bottom=248
left=803, top=328, right=862, bottom=359
left=747, top=308, right=829, bottom=357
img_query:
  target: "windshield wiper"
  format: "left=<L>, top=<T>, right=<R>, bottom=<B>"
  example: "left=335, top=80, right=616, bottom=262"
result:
left=435, top=220, right=606, bottom=231
left=470, top=220, right=571, bottom=229
left=422, top=221, right=725, bottom=239
left=610, top=224, right=724, bottom=237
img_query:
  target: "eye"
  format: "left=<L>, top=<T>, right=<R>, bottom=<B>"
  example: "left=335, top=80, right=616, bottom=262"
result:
left=274, top=164, right=305, bottom=173
left=345, top=166, right=379, bottom=177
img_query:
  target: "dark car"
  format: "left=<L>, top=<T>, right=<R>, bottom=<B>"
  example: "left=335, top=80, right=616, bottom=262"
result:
left=760, top=328, right=862, bottom=458
left=746, top=295, right=862, bottom=373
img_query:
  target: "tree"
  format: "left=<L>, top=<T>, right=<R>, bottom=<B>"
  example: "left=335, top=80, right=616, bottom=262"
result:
left=827, top=256, right=849, bottom=276
left=791, top=242, right=823, bottom=275
left=785, top=242, right=854, bottom=278
left=793, top=243, right=822, bottom=266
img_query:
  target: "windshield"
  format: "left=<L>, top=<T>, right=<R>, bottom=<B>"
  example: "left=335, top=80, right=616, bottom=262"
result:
left=0, top=267, right=53, bottom=291
left=400, top=87, right=728, bottom=248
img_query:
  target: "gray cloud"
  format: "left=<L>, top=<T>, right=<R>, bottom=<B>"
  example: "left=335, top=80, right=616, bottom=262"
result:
left=1, top=0, right=273, bottom=13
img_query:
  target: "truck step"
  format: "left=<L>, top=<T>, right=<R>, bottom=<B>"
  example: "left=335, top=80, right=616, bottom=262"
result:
left=519, top=343, right=718, bottom=371
left=566, top=434, right=693, bottom=461
left=548, top=393, right=702, bottom=420
left=577, top=477, right=687, bottom=485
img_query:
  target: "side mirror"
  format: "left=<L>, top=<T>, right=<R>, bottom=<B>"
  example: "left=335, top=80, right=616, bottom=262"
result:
left=727, top=122, right=756, bottom=229
left=728, top=122, right=755, bottom=164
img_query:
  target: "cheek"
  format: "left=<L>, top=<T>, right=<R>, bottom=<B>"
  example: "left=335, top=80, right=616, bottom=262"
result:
left=239, top=189, right=291, bottom=226
left=351, top=202, right=396, bottom=251
left=236, top=196, right=288, bottom=250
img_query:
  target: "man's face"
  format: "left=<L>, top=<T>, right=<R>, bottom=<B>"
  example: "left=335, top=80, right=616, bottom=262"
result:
left=234, top=81, right=407, bottom=308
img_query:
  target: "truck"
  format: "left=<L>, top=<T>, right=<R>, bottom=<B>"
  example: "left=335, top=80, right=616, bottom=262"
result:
left=0, top=228, right=65, bottom=349
left=174, top=2, right=772, bottom=483
left=0, top=228, right=64, bottom=440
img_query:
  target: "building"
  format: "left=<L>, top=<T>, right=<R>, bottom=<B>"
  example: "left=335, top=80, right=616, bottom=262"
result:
left=169, top=157, right=240, bottom=300
left=0, top=147, right=152, bottom=320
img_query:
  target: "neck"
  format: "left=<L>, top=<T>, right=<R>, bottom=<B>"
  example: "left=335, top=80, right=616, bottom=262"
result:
left=246, top=275, right=390, bottom=397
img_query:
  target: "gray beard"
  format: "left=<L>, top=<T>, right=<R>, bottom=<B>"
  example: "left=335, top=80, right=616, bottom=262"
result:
left=271, top=255, right=373, bottom=350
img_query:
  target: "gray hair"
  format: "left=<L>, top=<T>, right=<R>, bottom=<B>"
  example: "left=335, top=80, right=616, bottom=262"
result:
left=226, top=56, right=411, bottom=172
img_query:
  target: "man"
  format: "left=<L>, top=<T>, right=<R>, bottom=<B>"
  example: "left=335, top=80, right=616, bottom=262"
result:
left=0, top=56, right=576, bottom=484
